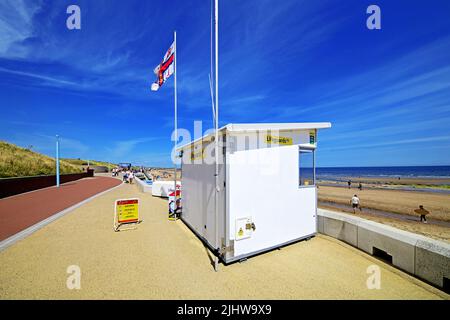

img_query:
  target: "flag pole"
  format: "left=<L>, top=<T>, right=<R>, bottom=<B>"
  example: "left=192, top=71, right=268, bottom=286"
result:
left=214, top=0, right=220, bottom=272
left=210, top=0, right=215, bottom=123
left=173, top=30, right=178, bottom=219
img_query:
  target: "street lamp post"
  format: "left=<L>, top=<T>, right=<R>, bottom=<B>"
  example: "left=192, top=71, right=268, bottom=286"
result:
left=56, top=135, right=60, bottom=187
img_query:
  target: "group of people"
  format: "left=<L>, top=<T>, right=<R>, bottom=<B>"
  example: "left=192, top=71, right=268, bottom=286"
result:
left=122, top=170, right=134, bottom=184
left=347, top=180, right=363, bottom=190
left=111, top=167, right=135, bottom=184
left=111, top=168, right=120, bottom=177
left=349, top=194, right=430, bottom=223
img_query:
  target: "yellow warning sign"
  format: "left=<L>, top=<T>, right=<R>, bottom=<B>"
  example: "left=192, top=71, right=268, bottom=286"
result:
left=188, top=139, right=211, bottom=161
left=265, top=134, right=293, bottom=145
left=114, top=198, right=139, bottom=231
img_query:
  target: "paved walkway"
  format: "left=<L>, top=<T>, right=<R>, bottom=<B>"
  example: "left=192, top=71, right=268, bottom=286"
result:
left=0, top=176, right=121, bottom=241
left=0, top=182, right=448, bottom=299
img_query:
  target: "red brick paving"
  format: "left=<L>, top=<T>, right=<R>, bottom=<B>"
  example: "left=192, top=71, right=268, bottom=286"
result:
left=0, top=176, right=122, bottom=241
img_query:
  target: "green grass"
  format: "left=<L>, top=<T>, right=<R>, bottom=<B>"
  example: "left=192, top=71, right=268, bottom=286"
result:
left=0, top=141, right=84, bottom=178
left=61, top=158, right=86, bottom=166
left=62, top=158, right=116, bottom=170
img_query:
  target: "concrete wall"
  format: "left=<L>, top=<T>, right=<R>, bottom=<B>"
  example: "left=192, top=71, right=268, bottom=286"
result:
left=135, top=177, right=152, bottom=193
left=81, top=165, right=109, bottom=173
left=0, top=169, right=94, bottom=199
left=320, top=213, right=358, bottom=247
left=415, top=239, right=450, bottom=288
left=318, top=208, right=450, bottom=291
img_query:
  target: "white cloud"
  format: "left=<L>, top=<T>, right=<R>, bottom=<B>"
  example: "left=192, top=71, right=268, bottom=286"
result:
left=0, top=67, right=78, bottom=86
left=107, top=137, right=162, bottom=158
left=8, top=132, right=89, bottom=157
left=0, top=0, right=43, bottom=58
left=323, top=136, right=450, bottom=151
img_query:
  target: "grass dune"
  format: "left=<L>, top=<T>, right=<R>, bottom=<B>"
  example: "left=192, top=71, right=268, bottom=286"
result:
left=62, top=158, right=115, bottom=170
left=0, top=141, right=83, bottom=178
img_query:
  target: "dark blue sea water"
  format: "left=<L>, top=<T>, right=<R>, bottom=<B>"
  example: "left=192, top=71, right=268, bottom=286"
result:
left=316, top=166, right=450, bottom=180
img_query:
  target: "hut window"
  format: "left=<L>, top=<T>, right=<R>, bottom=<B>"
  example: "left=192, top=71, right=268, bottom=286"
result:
left=299, top=148, right=315, bottom=187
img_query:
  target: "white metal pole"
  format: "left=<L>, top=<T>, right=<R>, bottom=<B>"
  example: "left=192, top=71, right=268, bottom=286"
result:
left=173, top=30, right=178, bottom=220
left=214, top=0, right=220, bottom=271
left=210, top=0, right=213, bottom=87
left=210, top=0, right=215, bottom=123
left=56, top=135, right=60, bottom=187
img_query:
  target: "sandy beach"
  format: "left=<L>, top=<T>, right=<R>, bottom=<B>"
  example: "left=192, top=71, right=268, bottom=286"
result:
left=318, top=186, right=450, bottom=221
left=319, top=176, right=450, bottom=190
left=317, top=179, right=450, bottom=242
left=319, top=203, right=450, bottom=243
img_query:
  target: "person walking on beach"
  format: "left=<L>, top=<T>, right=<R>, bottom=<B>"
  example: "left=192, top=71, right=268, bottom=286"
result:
left=350, top=194, right=362, bottom=213
left=348, top=180, right=352, bottom=189
left=358, top=182, right=362, bottom=191
left=414, top=205, right=430, bottom=223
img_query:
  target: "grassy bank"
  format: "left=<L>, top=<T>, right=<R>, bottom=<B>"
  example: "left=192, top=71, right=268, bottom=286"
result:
left=62, top=158, right=116, bottom=170
left=0, top=141, right=83, bottom=178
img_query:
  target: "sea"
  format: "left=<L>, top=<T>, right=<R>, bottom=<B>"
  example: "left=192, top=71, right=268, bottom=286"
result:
left=316, top=166, right=450, bottom=180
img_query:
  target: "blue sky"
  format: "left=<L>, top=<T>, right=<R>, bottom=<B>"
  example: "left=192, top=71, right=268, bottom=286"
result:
left=1, top=0, right=450, bottom=167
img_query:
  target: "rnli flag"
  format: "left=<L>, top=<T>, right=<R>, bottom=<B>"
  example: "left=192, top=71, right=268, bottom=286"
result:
left=151, top=42, right=175, bottom=91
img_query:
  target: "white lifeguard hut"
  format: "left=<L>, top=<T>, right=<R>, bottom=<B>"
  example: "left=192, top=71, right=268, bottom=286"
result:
left=177, top=122, right=331, bottom=263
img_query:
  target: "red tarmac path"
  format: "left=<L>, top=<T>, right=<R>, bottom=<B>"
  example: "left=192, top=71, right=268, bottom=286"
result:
left=0, top=176, right=122, bottom=241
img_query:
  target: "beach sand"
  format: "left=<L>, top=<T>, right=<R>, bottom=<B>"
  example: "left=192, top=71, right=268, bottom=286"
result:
left=147, top=168, right=181, bottom=181
left=319, top=203, right=450, bottom=242
left=318, top=185, right=450, bottom=242
left=319, top=177, right=450, bottom=189
left=318, top=186, right=450, bottom=221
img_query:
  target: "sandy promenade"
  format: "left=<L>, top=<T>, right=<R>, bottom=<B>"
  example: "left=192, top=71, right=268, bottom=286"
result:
left=0, top=183, right=447, bottom=299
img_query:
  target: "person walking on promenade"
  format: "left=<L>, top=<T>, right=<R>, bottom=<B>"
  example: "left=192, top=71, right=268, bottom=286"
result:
left=123, top=170, right=128, bottom=183
left=358, top=182, right=362, bottom=191
left=129, top=170, right=134, bottom=184
left=348, top=180, right=352, bottom=189
left=350, top=194, right=362, bottom=213
left=414, top=205, right=430, bottom=223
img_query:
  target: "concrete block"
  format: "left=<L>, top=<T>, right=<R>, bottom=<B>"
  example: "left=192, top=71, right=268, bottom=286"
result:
left=135, top=178, right=152, bottom=193
left=322, top=217, right=358, bottom=247
left=317, top=215, right=324, bottom=234
left=319, top=208, right=450, bottom=290
left=357, top=226, right=416, bottom=274
left=415, top=239, right=450, bottom=288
